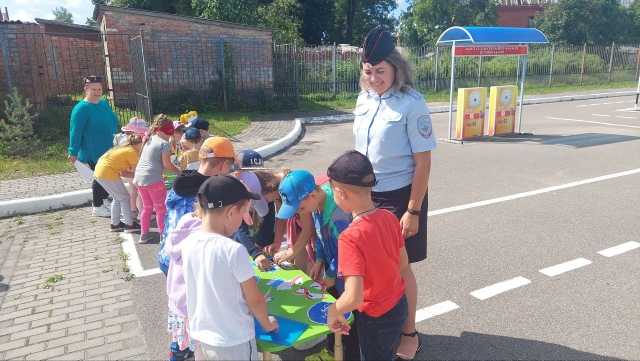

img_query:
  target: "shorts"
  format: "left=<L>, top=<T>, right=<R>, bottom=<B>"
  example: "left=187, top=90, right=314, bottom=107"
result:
left=195, top=339, right=259, bottom=361
left=372, top=185, right=429, bottom=263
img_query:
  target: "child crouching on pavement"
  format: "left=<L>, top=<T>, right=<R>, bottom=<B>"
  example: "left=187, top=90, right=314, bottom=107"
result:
left=182, top=175, right=278, bottom=360
left=326, top=151, right=410, bottom=361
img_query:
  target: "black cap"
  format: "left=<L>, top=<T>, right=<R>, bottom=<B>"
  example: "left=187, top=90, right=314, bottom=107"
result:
left=189, top=117, right=209, bottom=131
left=361, top=26, right=395, bottom=65
left=327, top=150, right=377, bottom=187
left=198, top=175, right=261, bottom=210
left=240, top=149, right=264, bottom=168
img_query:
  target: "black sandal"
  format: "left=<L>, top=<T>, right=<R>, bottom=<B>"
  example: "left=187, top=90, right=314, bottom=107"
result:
left=396, top=331, right=423, bottom=360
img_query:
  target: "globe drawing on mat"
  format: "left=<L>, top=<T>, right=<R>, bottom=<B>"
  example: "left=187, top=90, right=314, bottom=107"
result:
left=307, top=301, right=352, bottom=325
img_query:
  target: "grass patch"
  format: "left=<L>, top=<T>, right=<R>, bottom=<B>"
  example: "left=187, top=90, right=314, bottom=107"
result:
left=167, top=110, right=251, bottom=138
left=41, top=274, right=64, bottom=289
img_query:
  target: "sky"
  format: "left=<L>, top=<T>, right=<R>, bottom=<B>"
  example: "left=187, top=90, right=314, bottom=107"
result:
left=4, top=0, right=95, bottom=23
left=3, top=0, right=410, bottom=24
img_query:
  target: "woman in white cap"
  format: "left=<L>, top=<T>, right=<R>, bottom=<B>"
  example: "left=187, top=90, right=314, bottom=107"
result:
left=353, top=26, right=437, bottom=360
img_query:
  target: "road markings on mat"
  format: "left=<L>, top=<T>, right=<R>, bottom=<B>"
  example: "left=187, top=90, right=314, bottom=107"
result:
left=539, top=258, right=592, bottom=277
left=547, top=116, right=640, bottom=129
left=470, top=276, right=531, bottom=301
left=597, top=241, right=640, bottom=258
left=429, top=167, right=640, bottom=217
left=415, top=301, right=460, bottom=323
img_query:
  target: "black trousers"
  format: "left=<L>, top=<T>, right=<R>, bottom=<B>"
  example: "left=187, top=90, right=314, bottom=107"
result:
left=372, top=185, right=429, bottom=263
left=87, top=161, right=110, bottom=207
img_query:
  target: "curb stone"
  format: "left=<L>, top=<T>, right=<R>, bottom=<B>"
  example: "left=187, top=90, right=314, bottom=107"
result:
left=0, top=119, right=304, bottom=218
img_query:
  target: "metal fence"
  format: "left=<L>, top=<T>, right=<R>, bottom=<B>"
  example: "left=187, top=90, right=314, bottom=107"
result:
left=2, top=32, right=639, bottom=126
left=274, top=42, right=640, bottom=99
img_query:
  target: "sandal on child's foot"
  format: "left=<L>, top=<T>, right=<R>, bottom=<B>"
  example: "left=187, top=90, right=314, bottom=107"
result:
left=395, top=331, right=423, bottom=360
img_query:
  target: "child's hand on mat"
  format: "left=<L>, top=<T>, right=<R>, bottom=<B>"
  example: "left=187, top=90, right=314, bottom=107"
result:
left=254, top=255, right=273, bottom=271
left=309, top=261, right=324, bottom=282
left=274, top=248, right=294, bottom=263
left=263, top=242, right=280, bottom=257
left=327, top=305, right=350, bottom=335
left=264, top=315, right=279, bottom=333
left=321, top=278, right=335, bottom=290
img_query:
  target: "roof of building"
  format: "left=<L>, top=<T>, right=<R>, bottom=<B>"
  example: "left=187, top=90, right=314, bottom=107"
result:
left=93, top=5, right=272, bottom=34
left=436, top=26, right=549, bottom=45
left=35, top=18, right=99, bottom=32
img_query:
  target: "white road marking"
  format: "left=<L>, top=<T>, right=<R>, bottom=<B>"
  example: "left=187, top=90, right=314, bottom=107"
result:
left=429, top=167, right=640, bottom=217
left=415, top=301, right=460, bottom=323
left=539, top=258, right=592, bottom=277
left=615, top=115, right=636, bottom=120
left=120, top=233, right=162, bottom=278
left=576, top=100, right=625, bottom=108
left=597, top=241, right=640, bottom=258
left=470, top=277, right=531, bottom=301
left=547, top=116, right=640, bottom=129
left=616, top=107, right=640, bottom=113
left=591, top=114, right=611, bottom=117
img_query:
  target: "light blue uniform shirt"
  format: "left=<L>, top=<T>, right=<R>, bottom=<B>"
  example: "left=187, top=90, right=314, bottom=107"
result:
left=353, top=88, right=437, bottom=192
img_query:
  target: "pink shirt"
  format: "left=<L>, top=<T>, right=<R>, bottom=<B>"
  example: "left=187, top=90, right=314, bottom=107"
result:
left=166, top=213, right=202, bottom=317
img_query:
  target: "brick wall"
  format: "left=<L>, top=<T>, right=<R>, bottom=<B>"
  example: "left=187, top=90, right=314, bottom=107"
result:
left=97, top=6, right=274, bottom=108
left=0, top=23, right=104, bottom=109
left=496, top=5, right=544, bottom=27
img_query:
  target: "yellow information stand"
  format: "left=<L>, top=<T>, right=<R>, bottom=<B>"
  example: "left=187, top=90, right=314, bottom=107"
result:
left=488, top=85, right=517, bottom=136
left=455, top=87, right=486, bottom=140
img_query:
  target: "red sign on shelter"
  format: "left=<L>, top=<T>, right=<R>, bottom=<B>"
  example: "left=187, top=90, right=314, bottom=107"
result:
left=454, top=45, right=529, bottom=57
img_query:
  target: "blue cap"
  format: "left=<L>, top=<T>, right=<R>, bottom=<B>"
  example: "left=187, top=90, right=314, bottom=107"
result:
left=188, top=117, right=209, bottom=131
left=276, top=170, right=316, bottom=220
left=184, top=127, right=201, bottom=141
left=240, top=149, right=264, bottom=168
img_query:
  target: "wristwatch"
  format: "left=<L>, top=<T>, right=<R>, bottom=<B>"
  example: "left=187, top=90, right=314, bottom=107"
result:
left=407, top=208, right=420, bottom=216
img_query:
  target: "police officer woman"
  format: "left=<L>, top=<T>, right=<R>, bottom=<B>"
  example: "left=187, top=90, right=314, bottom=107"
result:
left=353, top=27, right=436, bottom=360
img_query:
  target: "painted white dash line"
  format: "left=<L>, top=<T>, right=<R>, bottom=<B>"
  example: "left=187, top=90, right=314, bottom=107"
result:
left=597, top=241, right=640, bottom=258
left=429, top=167, right=640, bottom=217
left=576, top=101, right=625, bottom=108
left=470, top=276, right=531, bottom=301
left=615, top=115, right=636, bottom=120
left=592, top=113, right=611, bottom=117
left=539, top=258, right=592, bottom=277
left=547, top=116, right=640, bottom=129
left=120, top=233, right=162, bottom=278
left=415, top=301, right=460, bottom=323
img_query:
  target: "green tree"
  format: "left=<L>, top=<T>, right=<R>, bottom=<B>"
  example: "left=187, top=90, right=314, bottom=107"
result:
left=298, top=0, right=334, bottom=45
left=52, top=6, right=74, bottom=24
left=109, top=0, right=194, bottom=15
left=534, top=0, right=632, bottom=45
left=86, top=17, right=97, bottom=27
left=399, top=0, right=497, bottom=47
left=332, top=0, right=397, bottom=44
left=257, top=0, right=303, bottom=44
left=191, top=0, right=261, bottom=24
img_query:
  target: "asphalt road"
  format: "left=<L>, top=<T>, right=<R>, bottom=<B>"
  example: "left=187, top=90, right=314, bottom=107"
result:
left=131, top=96, right=640, bottom=360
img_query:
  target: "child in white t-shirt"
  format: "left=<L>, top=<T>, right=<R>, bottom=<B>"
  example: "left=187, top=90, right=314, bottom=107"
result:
left=181, top=175, right=278, bottom=361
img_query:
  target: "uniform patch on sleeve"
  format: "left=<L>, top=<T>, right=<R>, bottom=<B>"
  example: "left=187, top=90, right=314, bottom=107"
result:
left=417, top=114, right=433, bottom=138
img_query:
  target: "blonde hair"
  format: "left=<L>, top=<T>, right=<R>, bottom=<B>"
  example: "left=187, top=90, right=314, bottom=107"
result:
left=114, top=134, right=143, bottom=150
left=359, top=49, right=414, bottom=93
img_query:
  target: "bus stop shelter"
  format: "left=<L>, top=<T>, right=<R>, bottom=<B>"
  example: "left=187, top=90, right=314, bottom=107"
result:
left=436, top=26, right=549, bottom=141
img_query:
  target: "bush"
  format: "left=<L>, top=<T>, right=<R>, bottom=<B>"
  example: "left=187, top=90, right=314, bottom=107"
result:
left=35, top=106, right=71, bottom=144
left=0, top=88, right=40, bottom=157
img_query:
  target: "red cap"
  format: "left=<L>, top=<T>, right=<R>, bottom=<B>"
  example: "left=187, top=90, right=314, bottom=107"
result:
left=158, top=122, right=175, bottom=135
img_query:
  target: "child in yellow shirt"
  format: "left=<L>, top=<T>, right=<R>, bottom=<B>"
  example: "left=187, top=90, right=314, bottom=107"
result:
left=179, top=127, right=202, bottom=171
left=95, top=134, right=144, bottom=232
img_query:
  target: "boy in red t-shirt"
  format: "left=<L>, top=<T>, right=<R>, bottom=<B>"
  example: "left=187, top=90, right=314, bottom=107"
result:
left=326, top=150, right=410, bottom=361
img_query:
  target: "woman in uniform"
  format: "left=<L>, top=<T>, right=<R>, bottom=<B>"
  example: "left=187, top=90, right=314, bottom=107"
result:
left=353, top=26, right=436, bottom=360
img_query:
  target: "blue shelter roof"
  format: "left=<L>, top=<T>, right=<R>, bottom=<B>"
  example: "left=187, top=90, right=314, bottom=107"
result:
left=436, top=26, right=549, bottom=45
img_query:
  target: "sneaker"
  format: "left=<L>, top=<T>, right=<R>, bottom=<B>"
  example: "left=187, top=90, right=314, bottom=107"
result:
left=110, top=222, right=126, bottom=232
left=138, top=233, right=155, bottom=244
left=123, top=222, right=141, bottom=233
left=92, top=205, right=110, bottom=218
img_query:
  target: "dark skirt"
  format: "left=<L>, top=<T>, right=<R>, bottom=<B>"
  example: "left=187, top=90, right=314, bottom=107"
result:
left=372, top=185, right=429, bottom=263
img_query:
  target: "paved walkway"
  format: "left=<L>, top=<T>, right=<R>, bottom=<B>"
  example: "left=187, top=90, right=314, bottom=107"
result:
left=0, top=120, right=294, bottom=202
left=0, top=208, right=147, bottom=360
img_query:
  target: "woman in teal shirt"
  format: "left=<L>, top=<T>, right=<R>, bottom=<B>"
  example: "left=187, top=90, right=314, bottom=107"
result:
left=68, top=76, right=119, bottom=217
